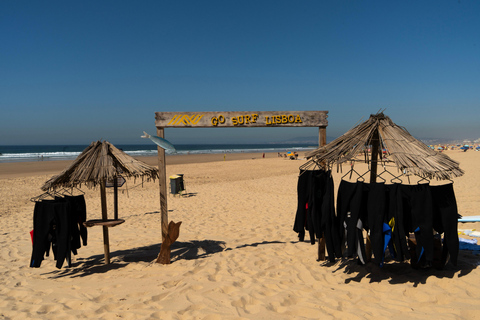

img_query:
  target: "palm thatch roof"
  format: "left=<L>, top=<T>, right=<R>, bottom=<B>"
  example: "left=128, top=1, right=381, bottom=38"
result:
left=42, top=140, right=159, bottom=191
left=304, top=113, right=464, bottom=180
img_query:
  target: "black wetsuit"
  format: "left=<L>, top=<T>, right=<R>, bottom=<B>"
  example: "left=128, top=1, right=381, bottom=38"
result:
left=30, top=200, right=72, bottom=269
left=400, top=184, right=434, bottom=264
left=310, top=170, right=341, bottom=261
left=430, top=184, right=459, bottom=266
left=293, top=170, right=316, bottom=244
left=367, top=182, right=387, bottom=265
left=387, top=183, right=410, bottom=262
left=337, top=180, right=368, bottom=261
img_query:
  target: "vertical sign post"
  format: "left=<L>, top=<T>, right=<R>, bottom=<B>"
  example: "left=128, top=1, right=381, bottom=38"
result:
left=156, top=127, right=168, bottom=243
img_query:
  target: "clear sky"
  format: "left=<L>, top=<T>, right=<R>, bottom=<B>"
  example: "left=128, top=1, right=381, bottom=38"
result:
left=1, top=1, right=479, bottom=145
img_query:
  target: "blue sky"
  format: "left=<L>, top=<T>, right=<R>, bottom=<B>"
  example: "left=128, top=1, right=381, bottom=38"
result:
left=1, top=1, right=479, bottom=145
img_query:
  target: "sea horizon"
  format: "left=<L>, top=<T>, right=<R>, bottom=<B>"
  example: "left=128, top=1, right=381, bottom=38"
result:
left=0, top=143, right=317, bottom=163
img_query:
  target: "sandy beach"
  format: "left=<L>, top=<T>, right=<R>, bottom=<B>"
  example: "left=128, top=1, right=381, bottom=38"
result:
left=1, top=150, right=480, bottom=319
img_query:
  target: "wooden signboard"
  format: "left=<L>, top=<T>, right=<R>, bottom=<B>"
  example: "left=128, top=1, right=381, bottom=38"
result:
left=155, top=111, right=328, bottom=128
left=154, top=110, right=329, bottom=255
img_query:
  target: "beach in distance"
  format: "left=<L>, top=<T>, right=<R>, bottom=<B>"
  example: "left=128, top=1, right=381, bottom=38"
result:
left=1, top=150, right=480, bottom=319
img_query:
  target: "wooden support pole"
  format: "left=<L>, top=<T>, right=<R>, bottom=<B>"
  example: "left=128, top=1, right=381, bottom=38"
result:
left=113, top=176, right=118, bottom=220
left=318, top=233, right=326, bottom=261
left=370, top=128, right=380, bottom=184
left=156, top=127, right=168, bottom=243
left=100, top=180, right=111, bottom=264
left=318, top=126, right=328, bottom=261
left=318, top=126, right=327, bottom=148
left=365, top=128, right=380, bottom=262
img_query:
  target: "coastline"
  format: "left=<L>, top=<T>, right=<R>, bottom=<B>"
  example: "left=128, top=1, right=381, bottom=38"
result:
left=0, top=152, right=282, bottom=179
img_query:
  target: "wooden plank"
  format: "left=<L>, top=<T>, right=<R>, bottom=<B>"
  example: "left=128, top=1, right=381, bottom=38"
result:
left=155, top=111, right=328, bottom=128
left=156, top=127, right=168, bottom=243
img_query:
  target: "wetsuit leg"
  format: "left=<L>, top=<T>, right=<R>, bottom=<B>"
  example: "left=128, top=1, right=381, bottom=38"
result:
left=30, top=202, right=55, bottom=268
left=293, top=170, right=309, bottom=241
left=320, top=172, right=341, bottom=261
left=336, top=180, right=359, bottom=257
left=431, top=184, right=459, bottom=266
left=52, top=201, right=72, bottom=269
left=367, top=183, right=387, bottom=265
left=389, top=184, right=410, bottom=261
left=402, top=184, right=434, bottom=265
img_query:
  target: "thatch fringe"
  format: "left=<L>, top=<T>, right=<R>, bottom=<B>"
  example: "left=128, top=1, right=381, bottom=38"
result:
left=42, top=141, right=159, bottom=191
left=304, top=113, right=464, bottom=180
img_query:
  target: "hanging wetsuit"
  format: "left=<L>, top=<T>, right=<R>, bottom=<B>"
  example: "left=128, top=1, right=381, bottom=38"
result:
left=311, top=170, right=341, bottom=262
left=30, top=200, right=72, bottom=269
left=64, top=195, right=88, bottom=250
left=337, top=180, right=368, bottom=261
left=367, top=182, right=388, bottom=265
left=400, top=184, right=434, bottom=265
left=293, top=170, right=315, bottom=244
left=430, top=183, right=459, bottom=266
left=388, top=183, right=410, bottom=262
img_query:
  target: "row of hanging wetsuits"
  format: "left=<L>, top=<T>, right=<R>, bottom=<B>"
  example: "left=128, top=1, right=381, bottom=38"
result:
left=30, top=195, right=88, bottom=269
left=293, top=169, right=459, bottom=268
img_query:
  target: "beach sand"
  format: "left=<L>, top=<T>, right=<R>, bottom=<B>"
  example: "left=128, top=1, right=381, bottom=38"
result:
left=1, top=151, right=480, bottom=319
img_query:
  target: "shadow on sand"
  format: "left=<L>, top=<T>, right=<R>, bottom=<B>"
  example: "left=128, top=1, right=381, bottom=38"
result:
left=321, top=250, right=480, bottom=287
left=44, top=239, right=227, bottom=279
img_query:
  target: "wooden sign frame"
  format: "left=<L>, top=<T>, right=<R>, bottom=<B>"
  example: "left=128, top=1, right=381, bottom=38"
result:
left=155, top=111, right=327, bottom=128
left=154, top=111, right=328, bottom=243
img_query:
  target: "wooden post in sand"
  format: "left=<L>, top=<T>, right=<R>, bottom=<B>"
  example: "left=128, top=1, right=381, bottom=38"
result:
left=317, top=126, right=327, bottom=261
left=365, top=127, right=381, bottom=262
left=100, top=180, right=111, bottom=264
left=113, top=176, right=118, bottom=220
left=156, top=221, right=182, bottom=264
left=318, top=126, right=327, bottom=147
left=156, top=127, right=168, bottom=243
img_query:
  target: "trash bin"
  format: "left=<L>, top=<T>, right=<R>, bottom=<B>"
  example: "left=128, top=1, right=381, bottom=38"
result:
left=176, top=174, right=185, bottom=191
left=169, top=175, right=182, bottom=194
left=169, top=174, right=185, bottom=195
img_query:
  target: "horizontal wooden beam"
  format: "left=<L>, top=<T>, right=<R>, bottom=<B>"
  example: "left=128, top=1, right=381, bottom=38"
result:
left=155, top=111, right=328, bottom=128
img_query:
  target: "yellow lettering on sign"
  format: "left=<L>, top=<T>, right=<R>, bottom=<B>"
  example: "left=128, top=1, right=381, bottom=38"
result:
left=231, top=114, right=260, bottom=126
left=211, top=115, right=226, bottom=126
left=264, top=114, right=303, bottom=125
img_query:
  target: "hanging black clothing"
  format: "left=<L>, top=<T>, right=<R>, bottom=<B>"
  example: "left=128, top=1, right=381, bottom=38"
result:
left=293, top=170, right=315, bottom=244
left=337, top=180, right=368, bottom=259
left=30, top=200, right=72, bottom=269
left=387, top=183, right=410, bottom=262
left=400, top=184, right=434, bottom=264
left=64, top=195, right=88, bottom=248
left=311, top=170, right=341, bottom=261
left=430, top=183, right=459, bottom=266
left=367, top=182, right=388, bottom=265
left=293, top=169, right=340, bottom=261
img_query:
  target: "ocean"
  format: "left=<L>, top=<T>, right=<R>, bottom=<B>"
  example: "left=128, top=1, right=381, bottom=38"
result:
left=0, top=143, right=316, bottom=163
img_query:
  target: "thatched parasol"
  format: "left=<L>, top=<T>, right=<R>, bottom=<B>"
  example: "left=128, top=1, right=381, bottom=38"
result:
left=42, top=140, right=159, bottom=264
left=304, top=112, right=464, bottom=180
left=42, top=140, right=158, bottom=190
